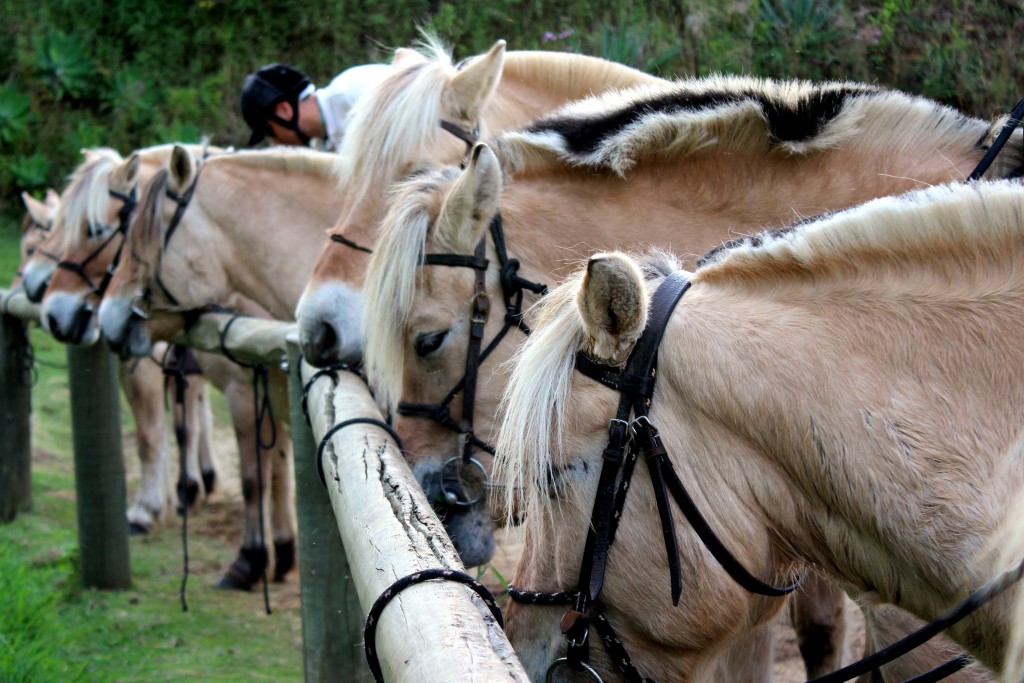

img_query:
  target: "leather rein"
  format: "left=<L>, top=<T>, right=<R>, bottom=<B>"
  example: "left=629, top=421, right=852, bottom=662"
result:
left=508, top=270, right=1024, bottom=683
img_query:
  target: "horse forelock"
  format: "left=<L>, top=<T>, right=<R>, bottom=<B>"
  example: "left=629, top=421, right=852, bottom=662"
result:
left=362, top=170, right=457, bottom=411
left=694, top=180, right=1024, bottom=293
left=335, top=38, right=453, bottom=215
left=492, top=75, right=985, bottom=178
left=57, top=148, right=122, bottom=252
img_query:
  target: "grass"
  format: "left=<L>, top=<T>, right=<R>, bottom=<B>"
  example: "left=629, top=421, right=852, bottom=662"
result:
left=1, top=212, right=304, bottom=682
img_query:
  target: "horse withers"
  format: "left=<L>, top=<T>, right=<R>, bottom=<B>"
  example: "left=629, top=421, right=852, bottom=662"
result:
left=496, top=180, right=1024, bottom=681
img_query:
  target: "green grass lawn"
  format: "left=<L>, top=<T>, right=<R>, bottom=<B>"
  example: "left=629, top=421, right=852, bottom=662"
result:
left=1, top=213, right=304, bottom=683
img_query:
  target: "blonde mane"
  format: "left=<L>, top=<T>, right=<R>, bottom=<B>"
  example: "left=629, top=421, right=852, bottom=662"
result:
left=335, top=34, right=452, bottom=217
left=362, top=166, right=464, bottom=410
left=56, top=148, right=123, bottom=251
left=491, top=75, right=1014, bottom=178
left=495, top=180, right=1024, bottom=526
left=205, top=145, right=336, bottom=177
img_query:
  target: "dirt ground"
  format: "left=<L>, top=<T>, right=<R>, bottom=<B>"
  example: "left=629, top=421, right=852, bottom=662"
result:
left=122, top=420, right=865, bottom=682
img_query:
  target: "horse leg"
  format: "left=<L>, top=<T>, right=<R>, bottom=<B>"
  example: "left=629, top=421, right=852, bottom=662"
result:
left=212, top=370, right=268, bottom=591
left=190, top=362, right=219, bottom=495
left=119, top=356, right=171, bottom=534
left=710, top=623, right=774, bottom=682
left=858, top=604, right=993, bottom=683
left=267, top=369, right=296, bottom=582
left=791, top=570, right=847, bottom=677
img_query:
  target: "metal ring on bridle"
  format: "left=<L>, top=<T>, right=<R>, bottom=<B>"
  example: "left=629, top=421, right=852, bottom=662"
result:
left=439, top=456, right=488, bottom=506
left=545, top=658, right=603, bottom=683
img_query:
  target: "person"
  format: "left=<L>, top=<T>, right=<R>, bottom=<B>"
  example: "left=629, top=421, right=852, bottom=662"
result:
left=240, top=62, right=390, bottom=151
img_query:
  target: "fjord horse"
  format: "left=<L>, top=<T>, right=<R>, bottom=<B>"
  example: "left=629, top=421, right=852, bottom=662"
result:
left=360, top=77, right=1022, bottom=678
left=495, top=180, right=1024, bottom=681
left=10, top=160, right=218, bottom=534
left=98, top=145, right=348, bottom=586
left=295, top=36, right=665, bottom=366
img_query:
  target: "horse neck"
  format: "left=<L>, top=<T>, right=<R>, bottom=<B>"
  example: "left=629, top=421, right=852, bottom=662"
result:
left=658, top=280, right=1024, bottom=667
left=486, top=53, right=663, bottom=132
left=172, top=159, right=343, bottom=319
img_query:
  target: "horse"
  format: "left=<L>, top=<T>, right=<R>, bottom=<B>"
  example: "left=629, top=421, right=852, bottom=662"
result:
left=97, top=145, right=348, bottom=585
left=9, top=173, right=219, bottom=534
left=295, top=35, right=666, bottom=367
left=359, top=76, right=1023, bottom=678
left=494, top=180, right=1024, bottom=681
left=28, top=145, right=294, bottom=589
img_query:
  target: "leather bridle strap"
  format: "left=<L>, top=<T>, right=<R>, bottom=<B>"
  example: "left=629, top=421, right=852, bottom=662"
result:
left=55, top=187, right=137, bottom=298
left=968, top=96, right=1024, bottom=180
left=439, top=119, right=478, bottom=155
left=329, top=233, right=373, bottom=254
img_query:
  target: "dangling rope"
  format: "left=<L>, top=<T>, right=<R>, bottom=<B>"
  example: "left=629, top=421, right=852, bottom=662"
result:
left=162, top=343, right=194, bottom=612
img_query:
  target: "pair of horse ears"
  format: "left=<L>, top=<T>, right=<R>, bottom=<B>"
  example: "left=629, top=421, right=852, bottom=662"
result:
left=578, top=254, right=649, bottom=366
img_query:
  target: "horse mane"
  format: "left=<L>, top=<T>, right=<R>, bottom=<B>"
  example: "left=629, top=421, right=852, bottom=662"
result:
left=335, top=33, right=452, bottom=216
left=693, top=180, right=1024, bottom=291
left=132, top=167, right=171, bottom=262
left=205, top=146, right=336, bottom=177
left=490, top=75, right=1006, bottom=178
left=495, top=249, right=681, bottom=526
left=362, top=166, right=464, bottom=410
left=56, top=148, right=122, bottom=251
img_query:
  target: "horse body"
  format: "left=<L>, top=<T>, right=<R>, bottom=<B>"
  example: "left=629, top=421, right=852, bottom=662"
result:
left=296, top=38, right=665, bottom=366
left=97, top=145, right=345, bottom=588
left=496, top=181, right=1024, bottom=679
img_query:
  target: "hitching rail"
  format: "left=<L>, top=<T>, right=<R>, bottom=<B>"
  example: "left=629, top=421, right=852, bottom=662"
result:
left=0, top=287, right=527, bottom=682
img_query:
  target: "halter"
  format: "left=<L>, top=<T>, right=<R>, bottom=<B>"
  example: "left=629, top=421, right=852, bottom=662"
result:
left=22, top=213, right=59, bottom=264
left=396, top=212, right=547, bottom=507
left=54, top=187, right=137, bottom=299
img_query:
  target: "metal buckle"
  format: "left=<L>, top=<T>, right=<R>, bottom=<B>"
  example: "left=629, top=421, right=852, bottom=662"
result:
left=439, top=455, right=488, bottom=507
left=470, top=291, right=490, bottom=325
left=545, top=658, right=603, bottom=682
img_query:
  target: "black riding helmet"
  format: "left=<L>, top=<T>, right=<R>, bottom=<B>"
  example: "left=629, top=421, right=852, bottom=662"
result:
left=240, top=63, right=312, bottom=146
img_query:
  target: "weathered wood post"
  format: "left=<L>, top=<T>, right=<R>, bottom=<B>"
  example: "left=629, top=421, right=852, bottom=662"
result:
left=0, top=311, right=32, bottom=522
left=66, top=341, right=131, bottom=589
left=286, top=341, right=367, bottom=682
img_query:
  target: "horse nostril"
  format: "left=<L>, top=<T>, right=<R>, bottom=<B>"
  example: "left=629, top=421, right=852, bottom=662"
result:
left=313, top=321, right=338, bottom=364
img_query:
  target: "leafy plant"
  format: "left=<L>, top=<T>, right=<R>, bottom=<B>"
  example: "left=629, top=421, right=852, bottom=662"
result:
left=31, top=30, right=98, bottom=102
left=0, top=85, right=31, bottom=145
left=9, top=153, right=51, bottom=193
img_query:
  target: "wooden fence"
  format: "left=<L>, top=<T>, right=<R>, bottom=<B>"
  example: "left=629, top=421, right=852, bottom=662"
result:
left=0, top=287, right=527, bottom=682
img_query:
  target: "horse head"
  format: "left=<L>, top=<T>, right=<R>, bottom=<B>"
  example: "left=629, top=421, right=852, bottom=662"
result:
left=11, top=189, right=60, bottom=290
left=362, top=144, right=510, bottom=567
left=39, top=150, right=139, bottom=345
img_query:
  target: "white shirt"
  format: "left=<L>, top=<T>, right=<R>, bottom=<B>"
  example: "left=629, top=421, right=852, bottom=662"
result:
left=313, top=64, right=391, bottom=151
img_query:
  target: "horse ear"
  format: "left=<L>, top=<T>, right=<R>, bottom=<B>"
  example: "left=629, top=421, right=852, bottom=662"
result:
left=436, top=143, right=502, bottom=252
left=392, top=47, right=425, bottom=68
left=21, top=191, right=53, bottom=229
left=44, top=188, right=60, bottom=209
left=577, top=253, right=648, bottom=365
left=445, top=40, right=505, bottom=124
left=168, top=145, right=196, bottom=195
left=110, top=152, right=140, bottom=193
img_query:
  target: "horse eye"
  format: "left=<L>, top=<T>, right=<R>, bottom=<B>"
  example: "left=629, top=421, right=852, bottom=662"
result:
left=414, top=331, right=448, bottom=357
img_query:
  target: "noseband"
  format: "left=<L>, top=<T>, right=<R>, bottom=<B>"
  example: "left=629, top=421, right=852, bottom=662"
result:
left=397, top=212, right=547, bottom=507
left=54, top=187, right=137, bottom=299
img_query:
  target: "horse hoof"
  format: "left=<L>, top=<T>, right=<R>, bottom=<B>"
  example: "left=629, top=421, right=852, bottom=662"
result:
left=201, top=469, right=217, bottom=495
left=273, top=540, right=296, bottom=582
left=214, top=545, right=268, bottom=591
left=176, top=478, right=200, bottom=513
left=128, top=522, right=150, bottom=536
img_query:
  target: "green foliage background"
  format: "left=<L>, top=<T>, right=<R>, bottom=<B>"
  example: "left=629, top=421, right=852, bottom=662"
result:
left=2, top=0, right=1023, bottom=217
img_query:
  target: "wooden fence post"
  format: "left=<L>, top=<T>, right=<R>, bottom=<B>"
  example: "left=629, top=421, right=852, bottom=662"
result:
left=0, top=313, right=32, bottom=522
left=66, top=342, right=131, bottom=589
left=287, top=342, right=367, bottom=682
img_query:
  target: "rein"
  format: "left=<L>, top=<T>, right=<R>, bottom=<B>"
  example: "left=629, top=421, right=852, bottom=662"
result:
left=509, top=272, right=1024, bottom=683
left=54, top=187, right=137, bottom=299
left=396, top=212, right=547, bottom=507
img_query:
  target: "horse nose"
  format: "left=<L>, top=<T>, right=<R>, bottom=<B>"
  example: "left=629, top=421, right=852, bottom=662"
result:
left=302, top=320, right=340, bottom=367
left=23, top=273, right=48, bottom=303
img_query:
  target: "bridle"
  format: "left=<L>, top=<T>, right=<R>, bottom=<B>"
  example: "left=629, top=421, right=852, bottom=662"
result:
left=508, top=271, right=1024, bottom=683
left=396, top=212, right=547, bottom=507
left=53, top=187, right=137, bottom=300
left=126, top=166, right=202, bottom=323
left=508, top=272, right=801, bottom=682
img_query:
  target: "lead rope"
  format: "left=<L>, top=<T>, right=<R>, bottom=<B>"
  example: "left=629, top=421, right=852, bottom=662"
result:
left=161, top=344, right=194, bottom=612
